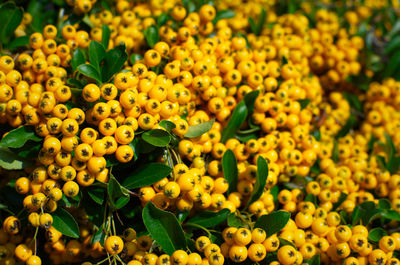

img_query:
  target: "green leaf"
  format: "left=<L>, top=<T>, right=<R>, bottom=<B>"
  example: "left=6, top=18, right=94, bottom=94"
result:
left=177, top=211, right=189, bottom=223
left=91, top=226, right=106, bottom=246
left=221, top=101, right=248, bottom=143
left=382, top=210, right=400, bottom=221
left=212, top=9, right=235, bottom=25
left=384, top=35, right=400, bottom=54
left=144, top=25, right=159, bottom=48
left=256, top=8, right=266, bottom=35
left=101, top=24, right=110, bottom=49
left=378, top=199, right=391, bottom=210
left=343, top=93, right=363, bottom=113
left=159, top=120, right=176, bottom=132
left=255, top=211, right=291, bottom=238
left=4, top=36, right=29, bottom=49
left=222, top=149, right=238, bottom=194
left=385, top=50, right=400, bottom=78
left=227, top=213, right=245, bottom=228
left=130, top=53, right=143, bottom=65
left=248, top=17, right=257, bottom=35
left=52, top=207, right=80, bottom=238
left=0, top=148, right=34, bottom=170
left=0, top=2, right=23, bottom=43
left=281, top=56, right=289, bottom=66
left=368, top=228, right=387, bottom=243
left=142, top=129, right=171, bottom=147
left=243, top=90, right=260, bottom=114
left=279, top=238, right=296, bottom=248
left=351, top=205, right=365, bottom=225
left=142, top=202, right=187, bottom=255
left=0, top=126, right=42, bottom=149
left=246, top=156, right=268, bottom=208
left=71, top=48, right=86, bottom=71
left=332, top=193, right=348, bottom=211
left=187, top=209, right=230, bottom=228
left=89, top=41, right=106, bottom=72
left=87, top=186, right=105, bottom=205
left=304, top=194, right=317, bottom=205
left=298, top=99, right=310, bottom=110
left=336, top=113, right=357, bottom=138
left=157, top=13, right=169, bottom=27
left=107, top=175, right=130, bottom=210
left=122, top=162, right=172, bottom=189
left=77, top=64, right=102, bottom=85
left=184, top=119, right=215, bottom=138
left=306, top=254, right=320, bottom=265
left=101, top=45, right=128, bottom=82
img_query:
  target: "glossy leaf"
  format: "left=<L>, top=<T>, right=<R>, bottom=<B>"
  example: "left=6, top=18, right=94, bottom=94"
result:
left=368, top=228, right=387, bottom=242
left=144, top=25, right=159, bottom=47
left=89, top=41, right=106, bottom=72
left=332, top=193, right=348, bottom=211
left=246, top=156, right=268, bottom=208
left=107, top=175, right=130, bottom=209
left=4, top=36, right=29, bottom=49
left=212, top=9, right=235, bottom=24
left=221, top=101, right=248, bottom=143
left=222, top=149, right=238, bottom=194
left=52, top=208, right=80, bottom=238
left=101, top=24, right=110, bottom=49
left=227, top=213, right=245, bottom=228
left=91, top=226, right=106, bottom=246
left=142, top=202, right=187, bottom=255
left=0, top=148, right=34, bottom=170
left=343, top=93, right=363, bottom=112
left=378, top=199, right=391, bottom=210
left=122, top=162, right=172, bottom=189
left=382, top=210, right=400, bottom=221
left=184, top=119, right=215, bottom=138
left=306, top=254, right=320, bottom=265
left=243, top=90, right=260, bottom=113
left=101, top=45, right=128, bottom=82
left=385, top=50, right=400, bottom=78
left=142, top=129, right=171, bottom=147
left=159, top=120, right=176, bottom=132
left=77, top=64, right=102, bottom=85
left=187, top=209, right=230, bottom=228
left=384, top=35, right=400, bottom=54
left=0, top=126, right=41, bottom=149
left=130, top=53, right=143, bottom=65
left=87, top=186, right=105, bottom=205
left=255, top=211, right=291, bottom=238
left=71, top=48, right=85, bottom=71
left=298, top=99, right=310, bottom=110
left=0, top=2, right=23, bottom=43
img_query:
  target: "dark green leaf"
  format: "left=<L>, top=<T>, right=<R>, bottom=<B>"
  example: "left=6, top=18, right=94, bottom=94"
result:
left=255, top=8, right=266, bottom=35
left=332, top=193, right=348, bottom=211
left=187, top=209, right=230, bottom=228
left=0, top=148, right=34, bottom=170
left=212, top=9, right=235, bottom=25
left=107, top=175, right=130, bottom=209
left=368, top=228, right=387, bottom=242
left=281, top=56, right=289, bottom=65
left=122, top=162, right=172, bottom=189
left=385, top=50, right=400, bottom=78
left=221, top=101, right=248, bottom=143
left=351, top=205, right=365, bottom=225
left=52, top=208, right=80, bottom=238
left=279, top=238, right=296, bottom=248
left=91, top=226, right=106, bottom=246
left=222, top=149, right=238, bottom=194
left=305, top=194, right=317, bottom=205
left=77, top=64, right=102, bottom=85
left=306, top=254, right=320, bottom=265
left=87, top=186, right=105, bottom=205
left=298, top=99, right=310, bottom=110
left=144, top=25, right=159, bottom=48
left=378, top=199, right=391, bottom=210
left=130, top=53, right=143, bottom=65
left=248, top=17, right=257, bottom=35
left=101, top=24, right=110, bottom=49
left=235, top=132, right=258, bottom=142
left=89, top=41, right=106, bottom=71
left=101, top=45, right=128, bottom=82
left=336, top=114, right=356, bottom=138
left=382, top=210, right=400, bottom=221
left=157, top=13, right=169, bottom=27
left=142, top=202, right=187, bottom=255
left=243, top=90, right=260, bottom=114
left=177, top=211, right=189, bottom=223
left=227, top=213, right=245, bottom=228
left=384, top=35, right=400, bottom=54
left=0, top=126, right=41, bottom=149
left=159, top=120, right=176, bottom=132
left=0, top=2, right=23, bottom=43
left=4, top=36, right=29, bottom=49
left=343, top=93, right=363, bottom=113
left=142, top=129, right=171, bottom=147
left=255, top=211, right=291, bottom=238
left=246, top=156, right=268, bottom=208
left=184, top=119, right=215, bottom=138
left=71, top=49, right=85, bottom=71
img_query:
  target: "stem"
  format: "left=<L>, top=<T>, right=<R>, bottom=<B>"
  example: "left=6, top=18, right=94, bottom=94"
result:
left=115, top=255, right=126, bottom=265
left=111, top=214, right=116, bottom=235
left=165, top=148, right=176, bottom=180
left=96, top=257, right=111, bottom=265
